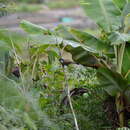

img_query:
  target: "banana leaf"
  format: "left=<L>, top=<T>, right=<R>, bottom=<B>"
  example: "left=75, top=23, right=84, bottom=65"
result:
left=81, top=0, right=121, bottom=32
left=97, top=67, right=128, bottom=96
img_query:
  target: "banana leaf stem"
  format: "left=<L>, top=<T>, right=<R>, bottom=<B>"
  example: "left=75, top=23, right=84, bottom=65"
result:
left=116, top=43, right=126, bottom=127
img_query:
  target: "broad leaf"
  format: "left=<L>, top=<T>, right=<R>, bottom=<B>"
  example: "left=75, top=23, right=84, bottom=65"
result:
left=20, top=21, right=113, bottom=57
left=19, top=21, right=107, bottom=67
left=68, top=47, right=99, bottom=68
left=122, top=3, right=130, bottom=18
left=0, top=29, right=33, bottom=63
left=81, top=0, right=121, bottom=32
left=69, top=28, right=114, bottom=55
left=113, top=0, right=129, bottom=10
left=109, top=32, right=130, bottom=45
left=97, top=68, right=128, bottom=96
left=122, top=45, right=130, bottom=82
left=29, top=34, right=99, bottom=67
left=0, top=29, right=26, bottom=53
left=20, top=20, right=50, bottom=35
left=121, top=3, right=130, bottom=29
left=54, top=25, right=76, bottom=41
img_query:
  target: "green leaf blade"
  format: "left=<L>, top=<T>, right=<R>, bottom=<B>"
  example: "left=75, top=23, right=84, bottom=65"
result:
left=82, top=0, right=121, bottom=31
left=70, top=28, right=114, bottom=55
left=109, top=32, right=130, bottom=45
left=20, top=20, right=49, bottom=34
left=97, top=68, right=128, bottom=96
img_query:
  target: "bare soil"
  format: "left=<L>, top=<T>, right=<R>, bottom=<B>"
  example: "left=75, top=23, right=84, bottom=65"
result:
left=0, top=7, right=96, bottom=33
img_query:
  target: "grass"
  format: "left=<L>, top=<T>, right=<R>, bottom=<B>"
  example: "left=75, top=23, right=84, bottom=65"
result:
left=13, top=0, right=79, bottom=13
left=14, top=3, right=42, bottom=12
left=46, top=0, right=79, bottom=9
left=9, top=0, right=80, bottom=13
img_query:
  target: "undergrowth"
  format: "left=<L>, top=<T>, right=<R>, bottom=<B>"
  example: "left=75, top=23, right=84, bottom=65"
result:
left=0, top=49, right=111, bottom=129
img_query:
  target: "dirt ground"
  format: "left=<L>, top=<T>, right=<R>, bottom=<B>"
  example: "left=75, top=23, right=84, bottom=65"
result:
left=0, top=7, right=96, bottom=32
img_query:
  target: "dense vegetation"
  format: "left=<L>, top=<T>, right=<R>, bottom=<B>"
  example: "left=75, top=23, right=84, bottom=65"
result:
left=1, top=0, right=130, bottom=130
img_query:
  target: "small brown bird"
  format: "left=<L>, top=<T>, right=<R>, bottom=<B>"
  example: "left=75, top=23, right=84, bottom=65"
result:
left=59, top=58, right=75, bottom=67
left=12, top=67, right=20, bottom=78
left=61, top=88, right=87, bottom=106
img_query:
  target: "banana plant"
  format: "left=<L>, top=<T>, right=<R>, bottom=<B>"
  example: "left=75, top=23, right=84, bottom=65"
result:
left=19, top=1, right=130, bottom=128
left=1, top=0, right=130, bottom=127
left=80, top=0, right=130, bottom=127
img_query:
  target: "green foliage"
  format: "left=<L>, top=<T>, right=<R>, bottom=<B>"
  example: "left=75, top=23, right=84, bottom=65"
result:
left=70, top=28, right=113, bottom=55
left=1, top=0, right=130, bottom=129
left=0, top=25, right=109, bottom=129
left=81, top=0, right=121, bottom=32
left=15, top=0, right=43, bottom=4
left=0, top=77, right=60, bottom=130
left=46, top=0, right=79, bottom=9
left=18, top=0, right=130, bottom=128
left=113, top=0, right=129, bottom=10
left=20, top=20, right=48, bottom=34
left=97, top=68, right=128, bottom=96
left=14, top=3, right=42, bottom=13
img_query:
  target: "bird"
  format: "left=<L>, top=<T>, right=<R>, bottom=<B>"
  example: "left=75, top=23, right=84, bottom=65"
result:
left=12, top=67, right=20, bottom=78
left=59, top=58, right=75, bottom=67
left=60, top=88, right=87, bottom=106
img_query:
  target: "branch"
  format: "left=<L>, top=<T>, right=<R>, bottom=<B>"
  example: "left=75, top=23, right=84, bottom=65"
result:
left=61, top=65, right=79, bottom=130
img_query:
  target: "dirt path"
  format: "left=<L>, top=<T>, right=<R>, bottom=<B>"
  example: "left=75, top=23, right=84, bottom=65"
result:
left=0, top=7, right=96, bottom=32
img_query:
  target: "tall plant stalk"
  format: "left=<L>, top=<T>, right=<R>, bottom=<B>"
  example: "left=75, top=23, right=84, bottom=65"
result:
left=115, top=43, right=126, bottom=127
left=62, top=66, right=79, bottom=130
left=117, top=43, right=126, bottom=74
